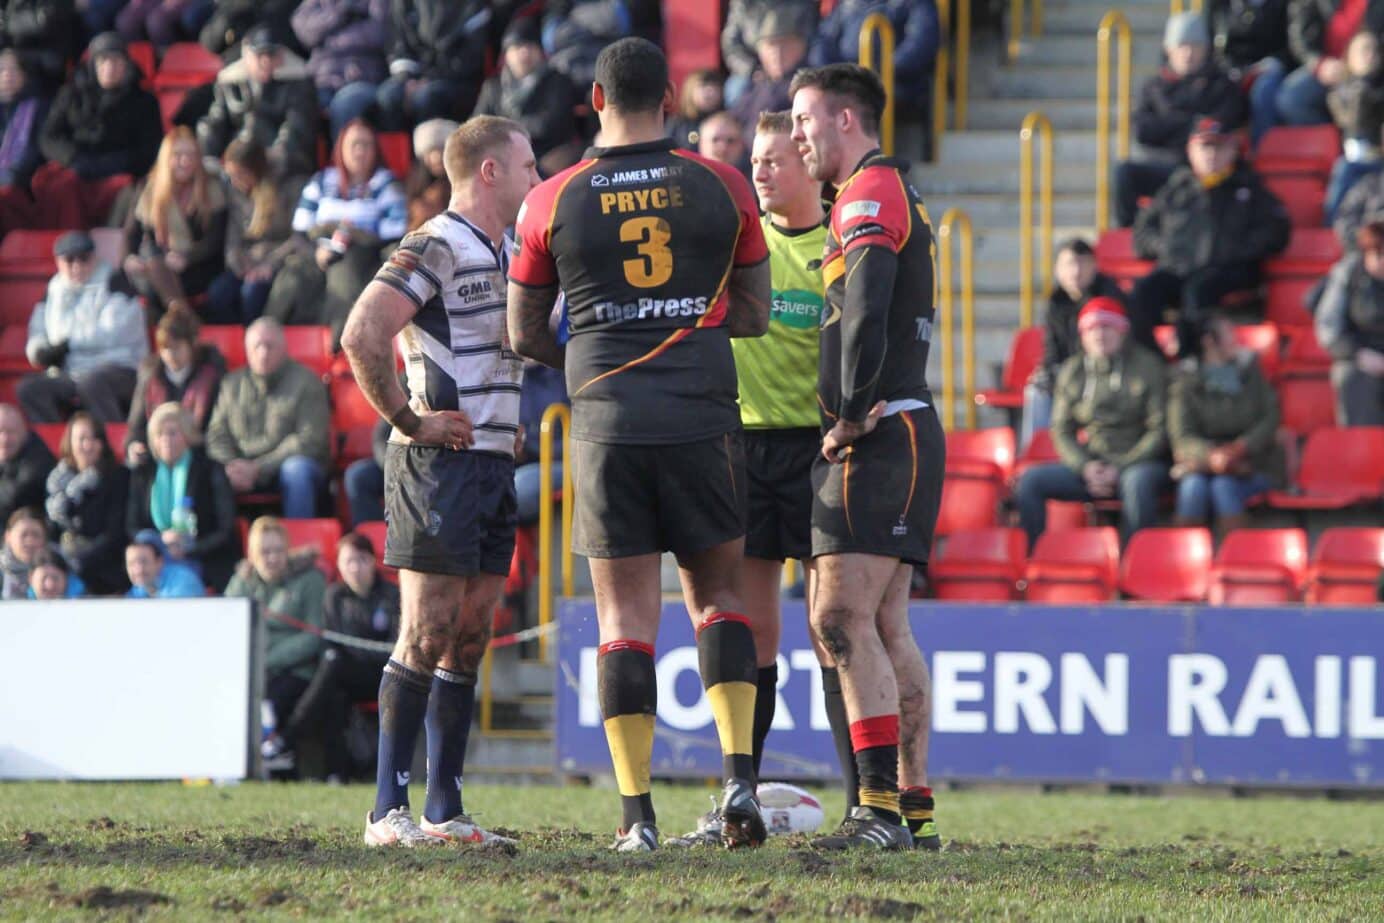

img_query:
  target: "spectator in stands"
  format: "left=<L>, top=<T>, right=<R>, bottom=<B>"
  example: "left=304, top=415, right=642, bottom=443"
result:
left=198, top=0, right=298, bottom=60
left=260, top=531, right=399, bottom=779
left=225, top=515, right=326, bottom=760
left=1015, top=298, right=1170, bottom=547
left=197, top=26, right=318, bottom=181
left=1022, top=238, right=1128, bottom=450
left=698, top=110, right=749, bottom=176
left=291, top=0, right=388, bottom=140
left=1169, top=311, right=1282, bottom=533
left=721, top=0, right=817, bottom=104
left=1272, top=0, right=1384, bottom=127
left=122, top=126, right=229, bottom=318
left=516, top=362, right=568, bottom=526
left=125, top=528, right=205, bottom=597
left=27, top=547, right=81, bottom=598
left=44, top=411, right=129, bottom=593
left=1209, top=0, right=1293, bottom=143
left=1334, top=129, right=1384, bottom=248
left=729, top=7, right=812, bottom=137
left=0, top=49, right=47, bottom=194
left=375, top=0, right=490, bottom=130
left=1325, top=31, right=1384, bottom=220
left=1113, top=12, right=1246, bottom=227
left=0, top=0, right=79, bottom=92
left=0, top=403, right=54, bottom=525
left=343, top=418, right=386, bottom=526
left=542, top=0, right=633, bottom=90
left=207, top=138, right=299, bottom=325
left=206, top=318, right=330, bottom=518
left=264, top=119, right=405, bottom=345
left=809, top=0, right=941, bottom=160
left=0, top=505, right=73, bottom=598
left=116, top=0, right=209, bottom=49
left=404, top=118, right=455, bottom=232
left=20, top=231, right=147, bottom=424
left=36, top=32, right=162, bottom=228
left=125, top=308, right=225, bottom=466
left=127, top=401, right=238, bottom=589
left=1130, top=117, right=1291, bottom=355
left=1316, top=219, right=1384, bottom=424
left=666, top=68, right=723, bottom=151
left=474, top=17, right=580, bottom=176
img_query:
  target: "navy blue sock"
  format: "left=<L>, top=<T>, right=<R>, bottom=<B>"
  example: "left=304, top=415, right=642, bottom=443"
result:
left=422, top=667, right=476, bottom=824
left=373, top=659, right=431, bottom=821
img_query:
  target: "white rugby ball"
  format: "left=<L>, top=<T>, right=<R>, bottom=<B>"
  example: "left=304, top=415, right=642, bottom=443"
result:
left=756, top=782, right=824, bottom=835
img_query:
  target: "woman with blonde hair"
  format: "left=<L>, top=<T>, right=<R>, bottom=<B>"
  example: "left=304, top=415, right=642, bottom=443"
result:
left=126, top=400, right=238, bottom=590
left=206, top=138, right=300, bottom=325
left=122, top=126, right=229, bottom=317
left=668, top=68, right=725, bottom=150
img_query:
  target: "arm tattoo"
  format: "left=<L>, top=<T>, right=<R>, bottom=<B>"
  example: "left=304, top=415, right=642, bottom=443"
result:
left=725, top=260, right=771, bottom=338
left=341, top=283, right=414, bottom=425
left=507, top=282, right=565, bottom=369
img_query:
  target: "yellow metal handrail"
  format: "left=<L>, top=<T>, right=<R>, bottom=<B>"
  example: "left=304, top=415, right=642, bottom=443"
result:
left=1019, top=110, right=1053, bottom=329
left=933, top=7, right=948, bottom=158
left=859, top=13, right=896, bottom=156
left=1008, top=0, right=1044, bottom=59
left=1095, top=10, right=1133, bottom=233
left=1170, top=0, right=1204, bottom=15
left=937, top=208, right=976, bottom=430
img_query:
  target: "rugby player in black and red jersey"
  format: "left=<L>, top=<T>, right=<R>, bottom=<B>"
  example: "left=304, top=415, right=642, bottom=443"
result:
left=506, top=38, right=773, bottom=852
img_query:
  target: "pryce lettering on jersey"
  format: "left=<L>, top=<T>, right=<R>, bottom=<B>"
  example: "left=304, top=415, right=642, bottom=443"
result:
left=598, top=185, right=687, bottom=214
left=593, top=295, right=710, bottom=324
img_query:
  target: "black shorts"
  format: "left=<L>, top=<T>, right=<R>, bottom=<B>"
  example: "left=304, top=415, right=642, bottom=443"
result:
left=811, top=406, right=945, bottom=567
left=571, top=430, right=746, bottom=559
left=383, top=444, right=517, bottom=577
left=744, top=427, right=817, bottom=562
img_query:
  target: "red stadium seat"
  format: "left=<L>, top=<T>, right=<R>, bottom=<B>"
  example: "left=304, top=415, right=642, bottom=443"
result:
left=1163, top=322, right=1284, bottom=378
left=1208, top=528, right=1308, bottom=604
left=1279, top=328, right=1330, bottom=375
left=331, top=375, right=379, bottom=469
left=281, top=518, right=344, bottom=579
left=283, top=325, right=334, bottom=376
left=0, top=372, right=21, bottom=405
left=1255, top=125, right=1341, bottom=180
left=1304, top=527, right=1384, bottom=605
left=935, top=477, right=1002, bottom=537
left=1276, top=374, right=1336, bottom=435
left=32, top=422, right=64, bottom=457
left=1023, top=527, right=1119, bottom=603
left=157, top=89, right=186, bottom=132
left=354, top=520, right=397, bottom=584
left=1267, top=426, right=1384, bottom=510
left=0, top=325, right=28, bottom=371
left=0, top=229, right=62, bottom=279
left=1265, top=229, right=1342, bottom=281
left=1120, top=527, right=1212, bottom=602
left=198, top=325, right=246, bottom=369
left=664, top=0, right=725, bottom=93
left=1094, top=228, right=1154, bottom=289
left=1013, top=429, right=1060, bottom=481
left=1265, top=277, right=1315, bottom=331
left=126, top=41, right=156, bottom=84
left=945, top=427, right=1016, bottom=482
left=976, top=326, right=1044, bottom=410
left=153, top=42, right=222, bottom=91
left=0, top=279, right=50, bottom=327
left=378, top=132, right=412, bottom=179
left=1263, top=174, right=1326, bottom=227
left=105, top=423, right=127, bottom=463
left=929, top=527, right=1026, bottom=600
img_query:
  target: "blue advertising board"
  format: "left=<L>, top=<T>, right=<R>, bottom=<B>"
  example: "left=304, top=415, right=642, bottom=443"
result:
left=554, top=601, right=1384, bottom=787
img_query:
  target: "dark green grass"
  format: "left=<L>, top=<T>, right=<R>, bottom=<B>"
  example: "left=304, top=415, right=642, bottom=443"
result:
left=1, top=781, right=1381, bottom=920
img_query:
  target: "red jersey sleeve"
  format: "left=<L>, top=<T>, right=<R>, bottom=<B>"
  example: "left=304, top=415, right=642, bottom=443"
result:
left=832, top=166, right=912, bottom=254
left=508, top=170, right=568, bottom=288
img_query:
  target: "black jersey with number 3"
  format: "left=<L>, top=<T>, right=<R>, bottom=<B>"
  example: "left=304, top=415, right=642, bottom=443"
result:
left=510, top=137, right=768, bottom=445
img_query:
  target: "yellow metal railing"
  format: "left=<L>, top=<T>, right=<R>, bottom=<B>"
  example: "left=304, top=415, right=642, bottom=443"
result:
left=1019, top=110, right=1053, bottom=329
left=953, top=0, right=971, bottom=131
left=1170, top=0, right=1204, bottom=15
left=1008, top=0, right=1044, bottom=59
left=1095, top=10, right=1132, bottom=233
left=859, top=13, right=896, bottom=156
left=937, top=208, right=976, bottom=430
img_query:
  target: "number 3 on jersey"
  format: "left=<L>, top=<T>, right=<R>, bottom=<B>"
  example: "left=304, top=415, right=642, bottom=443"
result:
left=620, top=216, right=673, bottom=288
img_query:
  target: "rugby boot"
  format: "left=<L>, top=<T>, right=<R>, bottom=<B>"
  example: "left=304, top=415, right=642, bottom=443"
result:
left=719, top=777, right=767, bottom=849
left=363, top=808, right=439, bottom=847
left=811, top=806, right=914, bottom=851
left=611, top=822, right=660, bottom=852
left=420, top=813, right=517, bottom=846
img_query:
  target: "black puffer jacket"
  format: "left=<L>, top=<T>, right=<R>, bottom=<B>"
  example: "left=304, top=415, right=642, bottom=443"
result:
left=196, top=52, right=319, bottom=178
left=474, top=63, right=577, bottom=160
left=198, top=0, right=301, bottom=59
left=38, top=55, right=161, bottom=178
left=322, top=577, right=400, bottom=669
left=1133, top=61, right=1247, bottom=155
left=1133, top=164, right=1291, bottom=275
left=0, top=0, right=77, bottom=89
left=1210, top=0, right=1294, bottom=73
left=385, top=0, right=489, bottom=86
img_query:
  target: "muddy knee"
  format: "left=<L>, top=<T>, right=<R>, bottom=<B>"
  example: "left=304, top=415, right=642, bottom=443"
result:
left=810, top=605, right=857, bottom=668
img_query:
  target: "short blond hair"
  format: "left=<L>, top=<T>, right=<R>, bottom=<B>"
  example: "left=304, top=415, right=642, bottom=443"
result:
left=248, top=516, right=288, bottom=559
left=755, top=110, right=792, bottom=135
left=147, top=402, right=200, bottom=446
left=444, top=115, right=528, bottom=185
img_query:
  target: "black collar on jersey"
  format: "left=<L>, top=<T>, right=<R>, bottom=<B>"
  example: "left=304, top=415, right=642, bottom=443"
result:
left=583, top=136, right=678, bottom=159
left=444, top=209, right=506, bottom=267
left=766, top=219, right=822, bottom=239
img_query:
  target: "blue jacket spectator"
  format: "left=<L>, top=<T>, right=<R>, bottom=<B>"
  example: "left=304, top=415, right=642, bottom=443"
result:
left=126, top=529, right=206, bottom=598
left=0, top=48, right=46, bottom=189
left=26, top=547, right=84, bottom=599
left=809, top=0, right=941, bottom=117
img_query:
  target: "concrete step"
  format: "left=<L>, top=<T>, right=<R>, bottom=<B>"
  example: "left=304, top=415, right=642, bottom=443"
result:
left=939, top=128, right=1113, bottom=164
left=928, top=191, right=1097, bottom=226
left=1039, top=4, right=1169, bottom=34
left=988, top=63, right=1160, bottom=98
left=912, top=161, right=1100, bottom=195
left=962, top=97, right=1107, bottom=131
left=468, top=733, right=554, bottom=777
left=1009, top=33, right=1163, bottom=68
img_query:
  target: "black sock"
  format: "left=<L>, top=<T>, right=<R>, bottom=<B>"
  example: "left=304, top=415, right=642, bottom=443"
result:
left=696, top=613, right=757, bottom=784
left=820, top=666, right=858, bottom=810
left=422, top=667, right=475, bottom=824
left=900, top=786, right=936, bottom=835
left=373, top=659, right=430, bottom=821
left=751, top=664, right=778, bottom=782
left=856, top=744, right=902, bottom=826
left=598, top=641, right=658, bottom=830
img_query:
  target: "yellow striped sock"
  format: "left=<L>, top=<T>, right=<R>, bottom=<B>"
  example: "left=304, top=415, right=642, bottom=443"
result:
left=603, top=714, right=654, bottom=797
left=706, top=680, right=757, bottom=759
left=859, top=787, right=901, bottom=816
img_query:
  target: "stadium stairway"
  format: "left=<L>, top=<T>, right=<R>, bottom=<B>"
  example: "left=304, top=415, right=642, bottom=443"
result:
left=916, top=0, right=1165, bottom=424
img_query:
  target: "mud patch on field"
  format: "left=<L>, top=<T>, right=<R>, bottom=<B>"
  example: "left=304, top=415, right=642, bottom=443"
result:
left=86, top=817, right=118, bottom=832
left=18, top=831, right=47, bottom=850
left=830, top=896, right=926, bottom=919
left=220, top=835, right=317, bottom=859
left=255, top=887, right=294, bottom=908
left=68, top=886, right=171, bottom=910
left=210, top=895, right=246, bottom=913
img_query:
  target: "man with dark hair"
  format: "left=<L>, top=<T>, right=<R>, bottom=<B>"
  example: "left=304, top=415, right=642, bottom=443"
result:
left=1316, top=220, right=1384, bottom=425
left=507, top=36, right=772, bottom=852
left=341, top=115, right=538, bottom=848
left=0, top=405, right=53, bottom=527
left=789, top=62, right=945, bottom=851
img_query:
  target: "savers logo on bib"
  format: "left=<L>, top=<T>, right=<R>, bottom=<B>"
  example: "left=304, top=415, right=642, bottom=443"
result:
left=770, top=289, right=823, bottom=329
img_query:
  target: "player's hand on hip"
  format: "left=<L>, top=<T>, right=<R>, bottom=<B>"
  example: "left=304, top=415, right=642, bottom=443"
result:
left=414, top=410, right=474, bottom=451
left=821, top=401, right=887, bottom=464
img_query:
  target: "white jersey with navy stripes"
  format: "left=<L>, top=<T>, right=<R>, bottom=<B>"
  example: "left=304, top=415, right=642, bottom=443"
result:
left=373, top=209, right=523, bottom=457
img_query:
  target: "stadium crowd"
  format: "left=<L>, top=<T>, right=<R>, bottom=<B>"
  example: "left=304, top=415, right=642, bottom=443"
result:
left=1, top=0, right=1382, bottom=781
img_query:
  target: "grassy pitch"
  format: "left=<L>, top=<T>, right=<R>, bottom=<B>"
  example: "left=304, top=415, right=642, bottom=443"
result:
left=1, top=781, right=1380, bottom=920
